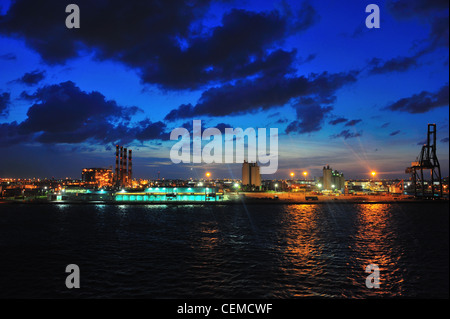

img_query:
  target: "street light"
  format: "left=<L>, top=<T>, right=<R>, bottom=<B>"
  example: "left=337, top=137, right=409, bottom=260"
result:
left=206, top=172, right=211, bottom=178
left=290, top=172, right=295, bottom=178
left=303, top=171, right=308, bottom=181
left=371, top=171, right=376, bottom=178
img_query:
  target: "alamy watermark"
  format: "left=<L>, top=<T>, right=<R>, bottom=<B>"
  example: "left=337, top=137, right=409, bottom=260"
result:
left=169, top=120, right=279, bottom=174
left=365, top=264, right=380, bottom=289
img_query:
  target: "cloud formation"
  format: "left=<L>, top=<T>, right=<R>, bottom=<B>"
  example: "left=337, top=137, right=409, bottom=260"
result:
left=0, top=81, right=168, bottom=146
left=385, top=84, right=449, bottom=113
left=165, top=70, right=359, bottom=122
left=344, top=119, right=362, bottom=127
left=330, top=129, right=362, bottom=140
left=0, top=0, right=319, bottom=91
left=368, top=56, right=418, bottom=75
left=0, top=92, right=10, bottom=117
left=14, top=69, right=46, bottom=86
left=329, top=117, right=348, bottom=125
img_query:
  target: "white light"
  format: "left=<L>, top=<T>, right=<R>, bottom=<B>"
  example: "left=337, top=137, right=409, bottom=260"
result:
left=318, top=184, right=322, bottom=188
left=331, top=185, right=335, bottom=189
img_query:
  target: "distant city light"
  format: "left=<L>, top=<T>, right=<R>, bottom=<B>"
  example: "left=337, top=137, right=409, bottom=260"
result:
left=290, top=172, right=295, bottom=177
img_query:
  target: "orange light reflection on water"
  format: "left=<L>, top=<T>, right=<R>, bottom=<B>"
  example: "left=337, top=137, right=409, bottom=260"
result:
left=351, top=204, right=406, bottom=297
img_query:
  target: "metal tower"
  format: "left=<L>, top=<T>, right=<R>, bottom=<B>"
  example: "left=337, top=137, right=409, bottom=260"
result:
left=406, top=124, right=443, bottom=198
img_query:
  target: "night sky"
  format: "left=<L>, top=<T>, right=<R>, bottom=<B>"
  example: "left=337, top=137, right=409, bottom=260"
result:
left=0, top=0, right=448, bottom=180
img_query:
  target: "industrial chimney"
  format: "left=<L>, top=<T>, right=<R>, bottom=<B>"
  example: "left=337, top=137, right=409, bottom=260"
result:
left=123, top=148, right=128, bottom=186
left=120, top=146, right=123, bottom=187
left=115, top=145, right=119, bottom=187
left=128, top=149, right=132, bottom=187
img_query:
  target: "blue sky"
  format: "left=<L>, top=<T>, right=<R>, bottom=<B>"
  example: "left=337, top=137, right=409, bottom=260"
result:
left=0, top=0, right=448, bottom=180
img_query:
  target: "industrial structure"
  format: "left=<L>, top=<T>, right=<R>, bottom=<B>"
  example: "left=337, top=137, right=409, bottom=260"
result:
left=242, top=161, right=261, bottom=188
left=320, top=165, right=345, bottom=191
left=81, top=168, right=113, bottom=188
left=406, top=124, right=443, bottom=198
left=115, top=187, right=223, bottom=202
left=115, top=145, right=132, bottom=188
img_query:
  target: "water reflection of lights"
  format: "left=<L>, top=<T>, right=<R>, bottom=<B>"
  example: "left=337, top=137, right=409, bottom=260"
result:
left=351, top=204, right=405, bottom=296
left=279, top=205, right=323, bottom=297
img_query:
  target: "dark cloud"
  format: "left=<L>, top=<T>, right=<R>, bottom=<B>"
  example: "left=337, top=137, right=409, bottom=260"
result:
left=0, top=92, right=10, bottom=117
left=15, top=69, right=46, bottom=86
left=0, top=0, right=319, bottom=90
left=165, top=70, right=359, bottom=121
left=344, top=119, right=362, bottom=126
left=214, top=123, right=233, bottom=132
left=268, top=112, right=281, bottom=118
left=0, top=81, right=168, bottom=146
left=387, top=0, right=448, bottom=54
left=285, top=97, right=334, bottom=134
left=0, top=121, right=30, bottom=146
left=19, top=81, right=140, bottom=136
left=276, top=118, right=288, bottom=124
left=387, top=0, right=448, bottom=20
left=330, top=130, right=362, bottom=140
left=381, top=122, right=390, bottom=128
left=368, top=56, right=418, bottom=75
left=390, top=130, right=401, bottom=136
left=298, top=53, right=316, bottom=65
left=135, top=119, right=169, bottom=142
left=328, top=117, right=348, bottom=125
left=384, top=84, right=449, bottom=113
left=0, top=53, right=16, bottom=60
left=425, top=15, right=449, bottom=52
left=440, top=137, right=449, bottom=143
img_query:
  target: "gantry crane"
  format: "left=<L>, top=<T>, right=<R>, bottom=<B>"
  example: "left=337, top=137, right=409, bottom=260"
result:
left=405, top=124, right=443, bottom=198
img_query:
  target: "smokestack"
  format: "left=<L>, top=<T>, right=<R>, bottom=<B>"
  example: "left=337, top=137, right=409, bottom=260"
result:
left=120, top=146, right=123, bottom=187
left=128, top=149, right=132, bottom=187
left=123, top=148, right=128, bottom=186
left=115, top=145, right=119, bottom=186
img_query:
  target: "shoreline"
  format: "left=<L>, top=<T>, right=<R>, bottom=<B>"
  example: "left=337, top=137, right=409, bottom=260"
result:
left=1, top=197, right=448, bottom=206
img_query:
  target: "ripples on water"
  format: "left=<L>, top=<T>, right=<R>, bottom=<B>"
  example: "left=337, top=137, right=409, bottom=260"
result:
left=0, top=203, right=448, bottom=298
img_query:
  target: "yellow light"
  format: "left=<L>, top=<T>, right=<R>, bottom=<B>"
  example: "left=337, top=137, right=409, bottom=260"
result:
left=303, top=171, right=308, bottom=176
left=206, top=172, right=211, bottom=178
left=371, top=171, right=376, bottom=177
left=290, top=172, right=295, bottom=177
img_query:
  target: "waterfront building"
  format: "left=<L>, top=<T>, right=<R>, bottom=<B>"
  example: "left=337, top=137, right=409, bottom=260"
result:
left=242, top=161, right=261, bottom=188
left=321, top=165, right=345, bottom=191
left=81, top=168, right=113, bottom=188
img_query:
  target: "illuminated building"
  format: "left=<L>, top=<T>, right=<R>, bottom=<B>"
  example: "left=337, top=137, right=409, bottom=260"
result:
left=81, top=168, right=113, bottom=188
left=114, top=145, right=132, bottom=188
left=116, top=187, right=223, bottom=202
left=242, top=161, right=261, bottom=188
left=321, top=165, right=345, bottom=191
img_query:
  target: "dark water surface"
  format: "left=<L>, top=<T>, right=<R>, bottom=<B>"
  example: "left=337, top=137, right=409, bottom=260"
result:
left=0, top=202, right=448, bottom=298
